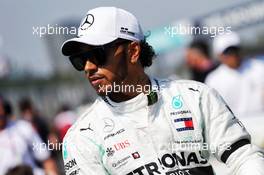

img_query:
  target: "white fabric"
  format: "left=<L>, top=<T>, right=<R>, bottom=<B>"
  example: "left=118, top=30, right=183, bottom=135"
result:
left=205, top=59, right=264, bottom=117
left=62, top=78, right=264, bottom=175
left=213, top=32, right=240, bottom=55
left=0, top=120, right=50, bottom=175
left=61, top=7, right=144, bottom=56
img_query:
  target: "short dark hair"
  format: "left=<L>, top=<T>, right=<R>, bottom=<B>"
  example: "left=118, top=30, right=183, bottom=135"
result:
left=3, top=100, right=12, bottom=116
left=0, top=96, right=13, bottom=116
left=139, top=40, right=156, bottom=67
left=223, top=46, right=240, bottom=56
left=19, top=97, right=32, bottom=112
left=5, top=165, right=33, bottom=175
left=189, top=40, right=210, bottom=58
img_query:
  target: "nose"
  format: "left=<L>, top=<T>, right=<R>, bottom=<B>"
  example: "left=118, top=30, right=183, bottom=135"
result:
left=84, top=59, right=98, bottom=75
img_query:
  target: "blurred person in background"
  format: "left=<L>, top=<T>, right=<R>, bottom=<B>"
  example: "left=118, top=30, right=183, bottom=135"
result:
left=205, top=32, right=264, bottom=117
left=47, top=104, right=78, bottom=175
left=18, top=97, right=50, bottom=143
left=0, top=96, right=58, bottom=175
left=185, top=39, right=218, bottom=82
left=5, top=165, right=33, bottom=175
left=54, top=104, right=77, bottom=142
left=60, top=7, right=264, bottom=175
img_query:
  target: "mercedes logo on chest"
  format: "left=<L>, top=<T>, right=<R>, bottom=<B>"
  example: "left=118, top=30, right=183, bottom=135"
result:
left=103, top=118, right=115, bottom=133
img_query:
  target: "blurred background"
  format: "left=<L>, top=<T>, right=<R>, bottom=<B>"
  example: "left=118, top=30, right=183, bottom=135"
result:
left=0, top=0, right=264, bottom=174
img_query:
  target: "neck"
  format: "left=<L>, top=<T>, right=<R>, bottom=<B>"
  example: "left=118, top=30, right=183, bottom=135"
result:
left=108, top=73, right=150, bottom=103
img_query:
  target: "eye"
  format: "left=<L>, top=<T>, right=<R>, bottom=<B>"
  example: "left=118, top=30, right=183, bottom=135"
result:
left=94, top=49, right=106, bottom=66
left=69, top=55, right=86, bottom=71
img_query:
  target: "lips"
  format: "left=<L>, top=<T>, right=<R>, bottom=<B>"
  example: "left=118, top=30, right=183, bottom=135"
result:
left=89, top=75, right=104, bottom=86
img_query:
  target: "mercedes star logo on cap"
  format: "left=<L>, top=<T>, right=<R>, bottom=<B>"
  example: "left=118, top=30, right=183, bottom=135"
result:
left=80, top=14, right=94, bottom=30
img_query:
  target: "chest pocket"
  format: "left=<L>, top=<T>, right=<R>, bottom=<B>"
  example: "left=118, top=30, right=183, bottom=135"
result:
left=101, top=117, right=160, bottom=175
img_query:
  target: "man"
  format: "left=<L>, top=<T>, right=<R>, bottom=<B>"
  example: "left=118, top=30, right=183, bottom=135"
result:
left=61, top=7, right=264, bottom=175
left=205, top=32, right=264, bottom=117
left=0, top=96, right=58, bottom=175
left=54, top=104, right=77, bottom=141
left=185, top=40, right=218, bottom=82
left=18, top=97, right=50, bottom=143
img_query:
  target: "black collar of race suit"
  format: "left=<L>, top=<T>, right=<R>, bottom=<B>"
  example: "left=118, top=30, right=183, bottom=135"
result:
left=147, top=78, right=159, bottom=106
left=102, top=78, right=160, bottom=106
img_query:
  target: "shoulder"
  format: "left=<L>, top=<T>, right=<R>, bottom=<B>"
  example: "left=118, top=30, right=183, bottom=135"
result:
left=155, top=78, right=216, bottom=107
left=248, top=58, right=264, bottom=71
left=13, top=120, right=34, bottom=134
left=205, top=65, right=228, bottom=83
left=162, top=78, right=227, bottom=112
left=14, top=119, right=32, bottom=127
left=157, top=78, right=209, bottom=93
left=157, top=77, right=220, bottom=101
left=62, top=99, right=109, bottom=161
left=156, top=78, right=223, bottom=120
left=241, top=59, right=264, bottom=81
left=249, top=58, right=264, bottom=65
left=7, top=120, right=37, bottom=141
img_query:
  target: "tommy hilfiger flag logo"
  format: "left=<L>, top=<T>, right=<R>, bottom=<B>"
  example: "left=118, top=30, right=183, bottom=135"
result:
left=174, top=117, right=194, bottom=131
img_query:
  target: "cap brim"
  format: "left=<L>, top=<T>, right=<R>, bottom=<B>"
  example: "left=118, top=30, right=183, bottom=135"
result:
left=61, top=35, right=118, bottom=56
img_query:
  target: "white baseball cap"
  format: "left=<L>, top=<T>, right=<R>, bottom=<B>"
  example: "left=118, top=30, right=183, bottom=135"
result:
left=61, top=7, right=144, bottom=56
left=213, top=32, right=241, bottom=56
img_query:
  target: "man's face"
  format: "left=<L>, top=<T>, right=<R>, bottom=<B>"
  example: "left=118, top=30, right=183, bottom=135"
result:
left=219, top=54, right=241, bottom=69
left=82, top=41, right=129, bottom=96
left=185, top=48, right=205, bottom=70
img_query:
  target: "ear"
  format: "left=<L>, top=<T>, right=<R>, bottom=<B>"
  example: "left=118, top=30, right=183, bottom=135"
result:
left=128, top=41, right=141, bottom=64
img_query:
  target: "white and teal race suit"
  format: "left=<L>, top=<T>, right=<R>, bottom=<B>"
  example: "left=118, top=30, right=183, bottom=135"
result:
left=62, top=78, right=264, bottom=175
